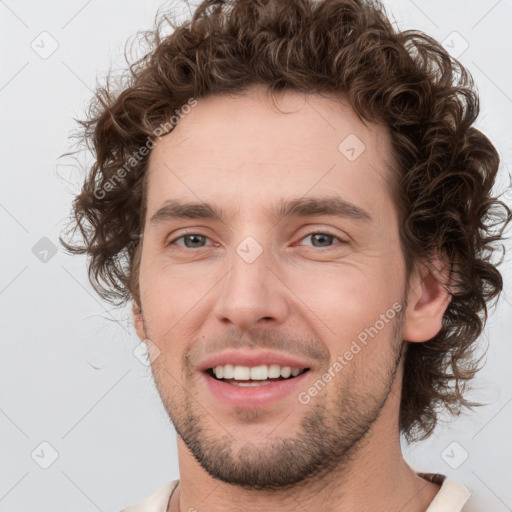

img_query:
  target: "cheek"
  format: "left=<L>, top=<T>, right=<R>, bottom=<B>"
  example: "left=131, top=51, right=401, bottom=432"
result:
left=286, top=262, right=401, bottom=350
left=139, top=260, right=217, bottom=339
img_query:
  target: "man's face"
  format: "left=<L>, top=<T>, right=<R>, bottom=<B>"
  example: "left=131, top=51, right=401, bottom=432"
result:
left=135, top=86, right=408, bottom=488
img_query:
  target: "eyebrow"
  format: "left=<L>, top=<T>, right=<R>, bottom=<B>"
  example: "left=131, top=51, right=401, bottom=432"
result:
left=149, top=196, right=372, bottom=226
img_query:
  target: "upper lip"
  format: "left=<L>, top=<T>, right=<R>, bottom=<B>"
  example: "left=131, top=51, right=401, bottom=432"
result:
left=198, top=350, right=313, bottom=372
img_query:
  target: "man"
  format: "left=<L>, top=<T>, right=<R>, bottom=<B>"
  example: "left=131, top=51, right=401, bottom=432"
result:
left=61, top=0, right=511, bottom=510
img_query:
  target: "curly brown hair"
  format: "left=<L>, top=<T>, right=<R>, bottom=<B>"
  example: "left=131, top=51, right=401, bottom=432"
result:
left=60, top=0, right=511, bottom=441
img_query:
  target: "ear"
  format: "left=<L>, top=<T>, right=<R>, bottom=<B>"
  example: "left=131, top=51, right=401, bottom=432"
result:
left=402, top=255, right=453, bottom=342
left=132, top=300, right=147, bottom=341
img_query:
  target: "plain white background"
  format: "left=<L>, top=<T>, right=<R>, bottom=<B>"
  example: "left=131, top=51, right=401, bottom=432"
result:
left=1, top=1, right=511, bottom=511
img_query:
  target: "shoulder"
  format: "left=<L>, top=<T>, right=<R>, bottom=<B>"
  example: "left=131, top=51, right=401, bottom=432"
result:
left=119, top=480, right=179, bottom=512
left=419, top=472, right=474, bottom=512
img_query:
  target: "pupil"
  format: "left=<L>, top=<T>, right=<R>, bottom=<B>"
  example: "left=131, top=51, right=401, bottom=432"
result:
left=185, top=234, right=204, bottom=248
left=312, top=233, right=332, bottom=247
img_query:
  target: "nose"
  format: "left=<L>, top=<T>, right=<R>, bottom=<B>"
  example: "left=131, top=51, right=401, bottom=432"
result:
left=213, top=242, right=290, bottom=331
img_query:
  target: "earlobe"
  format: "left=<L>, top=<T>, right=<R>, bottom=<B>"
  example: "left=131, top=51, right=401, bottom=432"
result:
left=132, top=300, right=147, bottom=341
left=402, top=257, right=453, bottom=343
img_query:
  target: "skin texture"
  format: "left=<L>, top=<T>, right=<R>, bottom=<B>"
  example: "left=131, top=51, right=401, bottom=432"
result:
left=132, top=85, right=452, bottom=512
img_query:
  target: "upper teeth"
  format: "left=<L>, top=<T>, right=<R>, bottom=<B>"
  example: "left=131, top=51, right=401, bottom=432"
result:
left=212, top=364, right=304, bottom=380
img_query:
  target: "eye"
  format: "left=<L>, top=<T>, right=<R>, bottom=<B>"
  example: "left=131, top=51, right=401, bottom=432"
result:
left=169, top=233, right=213, bottom=249
left=167, top=231, right=348, bottom=251
left=298, top=231, right=347, bottom=249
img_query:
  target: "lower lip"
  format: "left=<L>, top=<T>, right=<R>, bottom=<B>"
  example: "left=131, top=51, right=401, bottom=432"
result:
left=201, top=371, right=310, bottom=408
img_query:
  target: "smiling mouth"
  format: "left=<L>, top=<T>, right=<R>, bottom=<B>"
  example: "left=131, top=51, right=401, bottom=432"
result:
left=207, top=364, right=310, bottom=386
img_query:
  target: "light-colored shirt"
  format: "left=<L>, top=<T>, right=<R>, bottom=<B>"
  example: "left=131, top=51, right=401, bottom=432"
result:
left=120, top=473, right=473, bottom=512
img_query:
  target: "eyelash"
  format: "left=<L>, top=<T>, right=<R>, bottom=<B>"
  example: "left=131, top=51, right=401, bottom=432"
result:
left=168, top=230, right=348, bottom=250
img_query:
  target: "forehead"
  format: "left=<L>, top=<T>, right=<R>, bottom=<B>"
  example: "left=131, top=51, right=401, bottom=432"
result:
left=145, top=86, right=396, bottom=226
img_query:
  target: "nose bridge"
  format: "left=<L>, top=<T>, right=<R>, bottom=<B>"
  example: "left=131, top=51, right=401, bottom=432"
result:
left=213, top=233, right=288, bottom=329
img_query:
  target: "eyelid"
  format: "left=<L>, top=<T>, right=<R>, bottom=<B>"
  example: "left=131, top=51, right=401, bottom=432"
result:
left=295, top=230, right=349, bottom=247
left=167, top=230, right=216, bottom=247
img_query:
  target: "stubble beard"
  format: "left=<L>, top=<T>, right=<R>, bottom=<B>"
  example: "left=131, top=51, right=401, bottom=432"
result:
left=148, top=309, right=405, bottom=490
